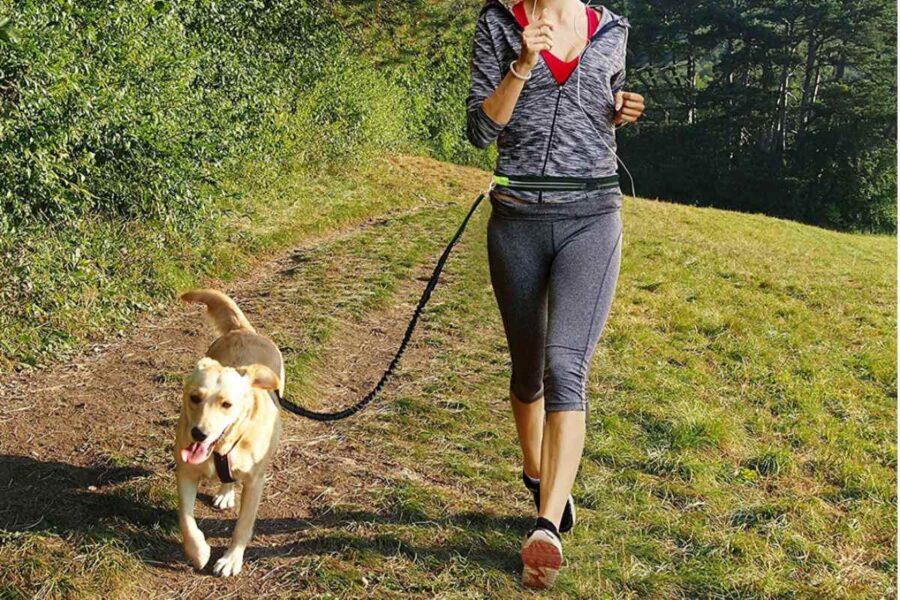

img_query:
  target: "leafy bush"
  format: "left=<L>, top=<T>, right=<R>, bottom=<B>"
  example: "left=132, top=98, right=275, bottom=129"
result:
left=0, top=0, right=419, bottom=232
left=0, top=0, right=429, bottom=368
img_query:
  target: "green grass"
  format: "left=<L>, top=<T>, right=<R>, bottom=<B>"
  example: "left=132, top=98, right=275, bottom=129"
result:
left=0, top=155, right=434, bottom=370
left=0, top=156, right=895, bottom=598
left=0, top=531, right=142, bottom=600
left=267, top=167, right=896, bottom=597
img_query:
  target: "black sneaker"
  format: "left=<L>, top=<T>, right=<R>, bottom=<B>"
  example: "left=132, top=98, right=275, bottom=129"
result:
left=523, top=471, right=576, bottom=533
left=521, top=517, right=563, bottom=590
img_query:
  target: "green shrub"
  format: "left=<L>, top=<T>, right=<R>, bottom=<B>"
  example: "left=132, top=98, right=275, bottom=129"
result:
left=0, top=0, right=435, bottom=368
left=0, top=0, right=418, bottom=232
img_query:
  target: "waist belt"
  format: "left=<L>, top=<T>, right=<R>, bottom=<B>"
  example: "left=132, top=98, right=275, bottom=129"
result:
left=492, top=173, right=619, bottom=192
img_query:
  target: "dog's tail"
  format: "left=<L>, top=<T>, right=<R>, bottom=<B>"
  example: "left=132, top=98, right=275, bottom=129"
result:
left=180, top=289, right=256, bottom=335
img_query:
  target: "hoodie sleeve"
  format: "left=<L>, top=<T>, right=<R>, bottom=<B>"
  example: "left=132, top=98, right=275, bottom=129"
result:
left=466, top=13, right=506, bottom=149
left=610, top=68, right=626, bottom=95
left=610, top=21, right=630, bottom=94
left=610, top=59, right=626, bottom=95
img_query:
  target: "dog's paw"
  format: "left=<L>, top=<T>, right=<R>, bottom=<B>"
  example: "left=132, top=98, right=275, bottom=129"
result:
left=213, top=550, right=244, bottom=577
left=185, top=539, right=211, bottom=570
left=213, top=484, right=236, bottom=511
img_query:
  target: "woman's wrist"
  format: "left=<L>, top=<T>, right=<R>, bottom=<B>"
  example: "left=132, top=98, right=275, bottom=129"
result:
left=509, top=60, right=532, bottom=81
left=513, top=58, right=533, bottom=78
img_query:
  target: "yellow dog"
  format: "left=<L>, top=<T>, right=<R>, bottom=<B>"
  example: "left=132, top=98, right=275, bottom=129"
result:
left=175, top=289, right=283, bottom=576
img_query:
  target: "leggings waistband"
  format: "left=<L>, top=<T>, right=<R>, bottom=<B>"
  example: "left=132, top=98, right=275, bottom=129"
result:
left=489, top=189, right=623, bottom=221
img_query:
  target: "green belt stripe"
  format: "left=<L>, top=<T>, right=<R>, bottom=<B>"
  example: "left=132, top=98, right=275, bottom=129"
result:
left=492, top=174, right=619, bottom=191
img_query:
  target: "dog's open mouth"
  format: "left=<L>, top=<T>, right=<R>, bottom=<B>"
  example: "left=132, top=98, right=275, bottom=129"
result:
left=180, top=438, right=219, bottom=465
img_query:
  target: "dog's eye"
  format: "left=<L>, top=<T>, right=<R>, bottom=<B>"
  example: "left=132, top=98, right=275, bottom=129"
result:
left=222, top=401, right=232, bottom=409
left=189, top=394, right=202, bottom=404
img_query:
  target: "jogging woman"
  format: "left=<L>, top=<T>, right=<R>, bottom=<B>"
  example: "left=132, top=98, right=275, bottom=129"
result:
left=466, top=0, right=644, bottom=589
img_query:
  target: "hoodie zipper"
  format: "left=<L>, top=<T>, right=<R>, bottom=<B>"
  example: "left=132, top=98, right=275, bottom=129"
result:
left=537, top=18, right=625, bottom=202
left=538, top=88, right=564, bottom=203
left=496, top=2, right=627, bottom=202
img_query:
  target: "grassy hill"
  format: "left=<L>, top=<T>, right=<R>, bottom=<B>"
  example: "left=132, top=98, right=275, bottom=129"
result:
left=0, top=155, right=895, bottom=598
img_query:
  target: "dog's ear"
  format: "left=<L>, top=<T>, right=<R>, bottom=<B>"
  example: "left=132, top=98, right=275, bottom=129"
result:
left=196, top=357, right=221, bottom=371
left=237, top=364, right=280, bottom=391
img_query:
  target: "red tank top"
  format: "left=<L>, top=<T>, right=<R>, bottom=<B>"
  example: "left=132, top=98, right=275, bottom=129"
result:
left=512, top=3, right=600, bottom=86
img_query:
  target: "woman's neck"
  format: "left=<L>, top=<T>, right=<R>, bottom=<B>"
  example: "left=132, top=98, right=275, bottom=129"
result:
left=527, top=0, right=583, bottom=21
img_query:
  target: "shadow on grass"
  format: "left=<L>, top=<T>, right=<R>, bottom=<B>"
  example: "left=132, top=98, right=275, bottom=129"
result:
left=0, top=455, right=527, bottom=576
left=0, top=454, right=182, bottom=567
left=244, top=505, right=531, bottom=575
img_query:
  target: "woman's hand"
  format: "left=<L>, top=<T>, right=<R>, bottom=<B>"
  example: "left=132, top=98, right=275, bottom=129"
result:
left=516, top=9, right=555, bottom=75
left=614, top=91, right=645, bottom=125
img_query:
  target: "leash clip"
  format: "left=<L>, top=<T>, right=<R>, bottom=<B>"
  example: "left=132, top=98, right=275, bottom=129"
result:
left=486, top=173, right=497, bottom=194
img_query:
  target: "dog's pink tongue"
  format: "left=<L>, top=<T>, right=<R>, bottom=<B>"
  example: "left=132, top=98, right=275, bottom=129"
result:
left=180, top=442, right=211, bottom=465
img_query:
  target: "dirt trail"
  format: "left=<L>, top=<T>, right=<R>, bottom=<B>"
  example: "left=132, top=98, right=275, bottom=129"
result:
left=0, top=193, right=473, bottom=597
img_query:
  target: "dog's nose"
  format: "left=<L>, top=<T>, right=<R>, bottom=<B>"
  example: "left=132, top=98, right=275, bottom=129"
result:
left=191, top=427, right=208, bottom=442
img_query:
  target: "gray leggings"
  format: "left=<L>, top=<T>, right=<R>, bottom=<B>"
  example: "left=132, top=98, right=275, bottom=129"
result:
left=487, top=202, right=622, bottom=412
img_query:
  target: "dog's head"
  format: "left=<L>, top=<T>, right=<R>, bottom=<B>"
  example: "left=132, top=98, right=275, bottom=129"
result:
left=179, top=357, right=279, bottom=465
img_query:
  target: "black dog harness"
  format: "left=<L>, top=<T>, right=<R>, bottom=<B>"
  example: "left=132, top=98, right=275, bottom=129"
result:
left=213, top=451, right=234, bottom=484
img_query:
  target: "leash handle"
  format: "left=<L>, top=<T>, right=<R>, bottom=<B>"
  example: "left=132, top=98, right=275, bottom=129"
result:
left=278, top=192, right=486, bottom=422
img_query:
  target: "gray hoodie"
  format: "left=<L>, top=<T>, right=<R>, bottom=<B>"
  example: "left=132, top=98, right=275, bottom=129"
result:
left=467, top=1, right=629, bottom=205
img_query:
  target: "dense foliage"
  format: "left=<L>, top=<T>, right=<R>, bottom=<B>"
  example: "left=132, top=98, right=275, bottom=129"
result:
left=0, top=0, right=448, bottom=366
left=617, top=0, right=897, bottom=233
left=0, top=0, right=419, bottom=231
left=3, top=0, right=892, bottom=234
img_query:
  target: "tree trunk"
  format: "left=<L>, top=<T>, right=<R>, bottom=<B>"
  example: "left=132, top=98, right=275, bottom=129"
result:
left=687, top=55, right=696, bottom=124
left=798, top=30, right=819, bottom=140
left=773, top=21, right=795, bottom=155
left=725, top=39, right=736, bottom=164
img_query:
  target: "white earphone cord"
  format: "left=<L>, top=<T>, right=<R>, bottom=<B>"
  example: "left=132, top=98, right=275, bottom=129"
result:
left=531, top=0, right=637, bottom=197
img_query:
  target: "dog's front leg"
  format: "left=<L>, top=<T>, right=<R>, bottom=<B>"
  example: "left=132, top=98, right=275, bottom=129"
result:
left=213, top=474, right=265, bottom=577
left=176, top=468, right=211, bottom=570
